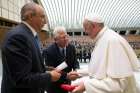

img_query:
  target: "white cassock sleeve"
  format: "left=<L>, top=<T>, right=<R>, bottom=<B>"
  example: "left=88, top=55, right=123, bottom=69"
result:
left=84, top=77, right=124, bottom=93
left=71, top=69, right=89, bottom=86
left=84, top=76, right=140, bottom=93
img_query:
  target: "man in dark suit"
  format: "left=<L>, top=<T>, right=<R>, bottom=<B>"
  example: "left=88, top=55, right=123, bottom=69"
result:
left=1, top=3, right=61, bottom=93
left=43, top=26, right=80, bottom=93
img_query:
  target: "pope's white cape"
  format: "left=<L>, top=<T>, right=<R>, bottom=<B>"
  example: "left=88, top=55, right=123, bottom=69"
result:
left=74, top=26, right=140, bottom=93
left=88, top=26, right=140, bottom=79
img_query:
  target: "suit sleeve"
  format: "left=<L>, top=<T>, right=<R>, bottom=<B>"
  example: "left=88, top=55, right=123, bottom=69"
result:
left=4, top=34, right=52, bottom=88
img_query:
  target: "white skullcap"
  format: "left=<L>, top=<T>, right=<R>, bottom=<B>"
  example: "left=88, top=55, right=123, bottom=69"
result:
left=84, top=13, right=104, bottom=23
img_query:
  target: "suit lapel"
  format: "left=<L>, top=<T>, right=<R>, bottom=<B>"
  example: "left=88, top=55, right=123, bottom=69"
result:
left=21, top=23, right=45, bottom=70
left=54, top=43, right=65, bottom=62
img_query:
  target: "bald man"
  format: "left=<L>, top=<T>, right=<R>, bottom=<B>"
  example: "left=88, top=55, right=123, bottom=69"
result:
left=70, top=13, right=140, bottom=93
left=1, top=3, right=61, bottom=93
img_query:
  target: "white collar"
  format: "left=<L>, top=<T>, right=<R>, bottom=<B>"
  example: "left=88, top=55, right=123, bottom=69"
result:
left=93, top=26, right=107, bottom=43
left=22, top=21, right=37, bottom=37
left=59, top=47, right=66, bottom=50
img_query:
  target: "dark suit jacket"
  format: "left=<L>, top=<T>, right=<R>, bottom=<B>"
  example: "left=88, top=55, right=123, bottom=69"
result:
left=43, top=43, right=79, bottom=93
left=1, top=23, right=52, bottom=93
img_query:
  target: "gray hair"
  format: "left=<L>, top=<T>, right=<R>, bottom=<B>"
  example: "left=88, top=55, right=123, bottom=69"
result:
left=53, top=26, right=67, bottom=38
left=20, top=2, right=37, bottom=21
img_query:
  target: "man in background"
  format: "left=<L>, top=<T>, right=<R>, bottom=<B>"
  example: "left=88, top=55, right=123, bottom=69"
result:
left=43, top=26, right=79, bottom=93
left=1, top=3, right=61, bottom=93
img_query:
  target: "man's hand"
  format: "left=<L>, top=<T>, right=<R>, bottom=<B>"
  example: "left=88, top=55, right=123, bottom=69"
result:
left=49, top=70, right=61, bottom=82
left=72, top=82, right=85, bottom=93
left=67, top=71, right=80, bottom=80
left=46, top=66, right=55, bottom=71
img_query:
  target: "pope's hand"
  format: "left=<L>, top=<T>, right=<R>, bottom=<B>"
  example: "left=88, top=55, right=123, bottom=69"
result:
left=49, top=70, right=61, bottom=82
left=67, top=71, right=80, bottom=80
left=72, top=82, right=85, bottom=93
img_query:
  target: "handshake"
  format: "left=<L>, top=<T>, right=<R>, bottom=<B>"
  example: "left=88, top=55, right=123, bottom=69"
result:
left=47, top=68, right=80, bottom=82
left=46, top=61, right=81, bottom=82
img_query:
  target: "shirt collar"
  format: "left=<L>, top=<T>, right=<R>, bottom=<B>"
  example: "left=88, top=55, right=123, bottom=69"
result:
left=59, top=47, right=66, bottom=51
left=22, top=21, right=37, bottom=37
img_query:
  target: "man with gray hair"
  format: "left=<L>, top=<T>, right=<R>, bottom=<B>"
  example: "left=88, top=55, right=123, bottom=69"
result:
left=1, top=3, right=61, bottom=93
left=43, top=26, right=79, bottom=93
left=70, top=13, right=140, bottom=93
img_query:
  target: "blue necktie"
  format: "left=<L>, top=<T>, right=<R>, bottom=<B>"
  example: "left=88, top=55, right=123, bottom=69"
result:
left=35, top=35, right=42, bottom=53
left=62, top=48, right=66, bottom=57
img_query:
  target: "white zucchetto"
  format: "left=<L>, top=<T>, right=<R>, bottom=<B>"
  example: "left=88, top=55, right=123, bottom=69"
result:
left=84, top=13, right=104, bottom=23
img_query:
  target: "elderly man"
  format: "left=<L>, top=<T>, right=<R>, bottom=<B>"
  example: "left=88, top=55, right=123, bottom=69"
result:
left=1, top=3, right=61, bottom=93
left=43, top=26, right=79, bottom=93
left=70, top=13, right=140, bottom=93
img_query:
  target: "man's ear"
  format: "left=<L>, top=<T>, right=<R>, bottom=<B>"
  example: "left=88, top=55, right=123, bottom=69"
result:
left=27, top=11, right=35, bottom=20
left=28, top=13, right=33, bottom=21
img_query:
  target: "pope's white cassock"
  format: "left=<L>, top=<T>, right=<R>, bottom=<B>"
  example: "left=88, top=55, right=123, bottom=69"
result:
left=73, top=26, right=140, bottom=93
